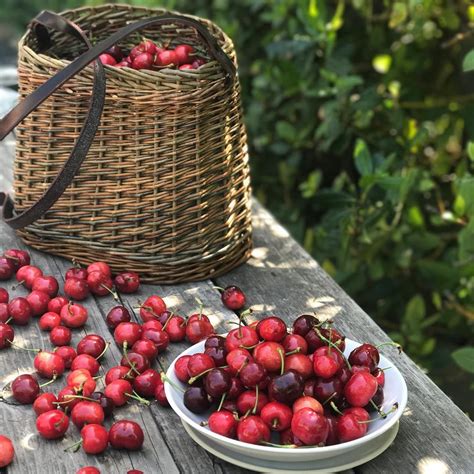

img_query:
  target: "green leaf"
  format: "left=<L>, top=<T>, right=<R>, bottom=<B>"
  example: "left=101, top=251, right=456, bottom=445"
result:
left=389, top=2, right=407, bottom=28
left=452, top=347, right=474, bottom=374
left=372, top=54, right=392, bottom=74
left=353, top=139, right=373, bottom=176
left=276, top=121, right=296, bottom=142
left=463, top=50, right=474, bottom=72
left=458, top=177, right=474, bottom=216
left=404, top=294, right=425, bottom=324
left=467, top=141, right=474, bottom=161
left=459, top=220, right=474, bottom=261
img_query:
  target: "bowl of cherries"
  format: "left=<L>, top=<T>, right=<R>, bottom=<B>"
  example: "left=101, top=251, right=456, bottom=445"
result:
left=164, top=314, right=407, bottom=467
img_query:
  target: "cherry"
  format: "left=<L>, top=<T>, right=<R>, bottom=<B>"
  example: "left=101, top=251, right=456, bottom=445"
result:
left=237, top=416, right=270, bottom=444
left=142, top=319, right=163, bottom=331
left=81, top=423, right=109, bottom=454
left=236, top=389, right=268, bottom=415
left=0, top=322, right=14, bottom=349
left=8, top=297, right=32, bottom=325
left=50, top=326, right=72, bottom=346
left=372, top=367, right=385, bottom=386
left=106, top=305, right=131, bottom=329
left=77, top=334, right=107, bottom=359
left=179, top=64, right=194, bottom=70
left=87, top=271, right=113, bottom=296
left=0, top=288, right=8, bottom=303
left=132, top=52, right=154, bottom=70
left=268, top=370, right=304, bottom=404
left=38, top=312, right=60, bottom=331
left=105, top=365, right=134, bottom=385
left=34, top=351, right=65, bottom=378
left=109, top=420, right=144, bottom=450
left=227, top=377, right=244, bottom=400
left=99, top=53, right=117, bottom=65
left=313, top=376, right=344, bottom=404
left=188, top=353, right=216, bottom=379
left=57, top=386, right=82, bottom=410
left=183, top=386, right=210, bottom=413
left=174, top=44, right=194, bottom=65
left=191, top=57, right=206, bottom=68
left=104, top=379, right=148, bottom=407
left=55, top=345, right=77, bottom=368
left=64, top=277, right=90, bottom=300
left=253, top=342, right=285, bottom=373
left=154, top=378, right=169, bottom=407
left=133, top=369, right=160, bottom=398
left=293, top=396, right=323, bottom=414
left=291, top=408, right=328, bottom=446
left=36, top=410, right=69, bottom=439
left=351, top=365, right=370, bottom=374
left=204, top=368, right=231, bottom=397
left=26, top=290, right=50, bottom=316
left=137, top=39, right=157, bottom=55
left=186, top=316, right=214, bottom=344
left=336, top=408, right=369, bottom=442
left=90, top=392, right=115, bottom=417
left=5, top=248, right=30, bottom=270
left=16, top=265, right=42, bottom=289
left=157, top=50, right=177, bottom=67
left=282, top=334, right=308, bottom=354
left=261, top=401, right=293, bottom=431
left=208, top=411, right=238, bottom=441
left=0, top=435, right=14, bottom=467
left=77, top=468, right=100, bottom=474
left=313, top=346, right=345, bottom=379
left=221, top=399, right=238, bottom=412
left=292, top=314, right=320, bottom=337
left=60, top=302, right=88, bottom=328
left=32, top=275, right=59, bottom=297
left=65, top=267, right=88, bottom=280
left=132, top=338, right=158, bottom=360
left=303, top=378, right=316, bottom=397
left=48, top=296, right=69, bottom=314
left=11, top=374, right=40, bottom=404
left=174, top=355, right=191, bottom=383
left=87, top=262, right=111, bottom=276
left=285, top=354, right=313, bottom=380
left=140, top=295, right=166, bottom=322
left=239, top=362, right=267, bottom=388
left=226, top=348, right=253, bottom=375
left=142, top=328, right=169, bottom=353
left=348, top=344, right=380, bottom=372
left=0, top=257, right=15, bottom=280
left=114, top=322, right=142, bottom=349
left=121, top=351, right=150, bottom=374
left=204, top=346, right=227, bottom=366
left=325, top=414, right=339, bottom=445
left=220, top=285, right=246, bottom=310
left=154, top=310, right=173, bottom=326
left=257, top=316, right=287, bottom=342
left=280, top=428, right=304, bottom=447
left=344, top=372, right=378, bottom=407
left=164, top=315, right=186, bottom=342
left=336, top=366, right=352, bottom=385
left=364, top=385, right=384, bottom=412
left=114, top=272, right=140, bottom=293
left=0, top=303, right=8, bottom=323
left=106, top=44, right=124, bottom=61
left=71, top=401, right=105, bottom=428
left=71, top=354, right=100, bottom=376
left=225, top=326, right=259, bottom=352
left=67, top=368, right=93, bottom=386
left=205, top=335, right=226, bottom=349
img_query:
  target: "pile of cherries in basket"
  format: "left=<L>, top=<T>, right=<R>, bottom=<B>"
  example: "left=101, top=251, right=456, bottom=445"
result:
left=98, top=39, right=206, bottom=71
left=171, top=315, right=399, bottom=447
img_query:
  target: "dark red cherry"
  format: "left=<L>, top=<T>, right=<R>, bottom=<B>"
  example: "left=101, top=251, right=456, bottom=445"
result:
left=64, top=277, right=90, bottom=301
left=221, top=286, right=246, bottom=310
left=268, top=370, right=304, bottom=404
left=106, top=306, right=131, bottom=329
left=348, top=344, right=380, bottom=372
left=0, top=288, right=9, bottom=304
left=109, top=420, right=144, bottom=450
left=364, top=385, right=384, bottom=412
left=183, top=386, right=210, bottom=413
left=204, top=368, right=231, bottom=397
left=0, top=303, right=8, bottom=323
left=236, top=390, right=268, bottom=415
left=121, top=351, right=150, bottom=374
left=142, top=328, right=169, bottom=353
left=0, top=322, right=14, bottom=349
left=87, top=271, right=113, bottom=296
left=4, top=248, right=30, bottom=270
left=77, top=334, right=106, bottom=359
left=313, top=376, right=344, bottom=404
left=293, top=314, right=320, bottom=337
left=0, top=257, right=15, bottom=280
left=238, top=362, right=267, bottom=388
left=65, top=267, right=88, bottom=280
left=282, top=333, right=308, bottom=354
left=372, top=368, right=385, bottom=386
left=163, top=315, right=186, bottom=342
left=11, top=374, right=39, bottom=404
left=55, top=345, right=77, bottom=368
left=133, top=369, right=161, bottom=398
left=90, top=391, right=115, bottom=417
left=280, top=428, right=304, bottom=447
left=32, top=275, right=59, bottom=297
left=205, top=335, right=226, bottom=349
left=132, top=339, right=158, bottom=360
left=114, top=272, right=140, bottom=293
left=50, top=326, right=72, bottom=346
left=204, top=346, right=227, bottom=366
left=38, top=312, right=61, bottom=331
left=26, top=290, right=50, bottom=316
left=8, top=297, right=32, bottom=325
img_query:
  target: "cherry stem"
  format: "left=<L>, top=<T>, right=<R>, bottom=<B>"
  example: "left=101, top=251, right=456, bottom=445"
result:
left=5, top=317, right=12, bottom=324
left=188, top=367, right=214, bottom=385
left=376, top=342, right=403, bottom=354
left=235, top=357, right=249, bottom=376
left=217, top=392, right=227, bottom=411
left=330, top=401, right=343, bottom=416
left=285, top=348, right=301, bottom=356
left=260, top=441, right=298, bottom=449
left=314, top=327, right=351, bottom=369
left=125, top=390, right=150, bottom=405
left=122, top=343, right=140, bottom=376
left=358, top=403, right=399, bottom=423
left=54, top=394, right=97, bottom=405
left=277, top=348, right=285, bottom=376
left=239, top=343, right=258, bottom=350
left=379, top=366, right=392, bottom=372
left=95, top=342, right=110, bottom=360
left=100, top=283, right=119, bottom=301
left=161, top=372, right=185, bottom=394
left=272, top=418, right=279, bottom=429
left=194, top=297, right=204, bottom=320
left=7, top=340, right=40, bottom=353
left=161, top=312, right=175, bottom=331
left=64, top=439, right=82, bottom=452
left=213, top=286, right=224, bottom=292
left=252, top=385, right=259, bottom=415
left=322, top=392, right=337, bottom=405
left=4, top=255, right=19, bottom=262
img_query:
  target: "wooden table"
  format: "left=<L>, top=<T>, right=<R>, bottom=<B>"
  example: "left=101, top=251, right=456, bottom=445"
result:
left=0, top=136, right=472, bottom=474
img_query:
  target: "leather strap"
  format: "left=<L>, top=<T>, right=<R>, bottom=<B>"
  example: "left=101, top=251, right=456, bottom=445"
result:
left=0, top=10, right=235, bottom=230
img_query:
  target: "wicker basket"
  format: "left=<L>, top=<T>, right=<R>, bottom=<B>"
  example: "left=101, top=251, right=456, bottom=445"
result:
left=8, top=4, right=252, bottom=283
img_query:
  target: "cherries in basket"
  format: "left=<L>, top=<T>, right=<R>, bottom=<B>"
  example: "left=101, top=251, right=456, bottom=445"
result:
left=98, top=39, right=206, bottom=71
left=170, top=314, right=400, bottom=447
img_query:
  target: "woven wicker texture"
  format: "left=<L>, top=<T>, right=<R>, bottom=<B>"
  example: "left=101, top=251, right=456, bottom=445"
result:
left=13, top=4, right=252, bottom=283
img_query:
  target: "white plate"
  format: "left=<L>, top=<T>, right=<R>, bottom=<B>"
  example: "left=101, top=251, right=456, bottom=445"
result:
left=182, top=419, right=399, bottom=473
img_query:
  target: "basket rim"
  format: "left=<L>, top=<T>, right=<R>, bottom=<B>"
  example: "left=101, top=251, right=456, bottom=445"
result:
left=18, top=3, right=235, bottom=80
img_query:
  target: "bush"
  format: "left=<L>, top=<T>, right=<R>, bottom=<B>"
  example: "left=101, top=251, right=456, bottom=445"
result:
left=2, top=0, right=473, bottom=414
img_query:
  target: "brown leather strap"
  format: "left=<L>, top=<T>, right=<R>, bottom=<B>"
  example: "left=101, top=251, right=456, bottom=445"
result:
left=0, top=10, right=235, bottom=230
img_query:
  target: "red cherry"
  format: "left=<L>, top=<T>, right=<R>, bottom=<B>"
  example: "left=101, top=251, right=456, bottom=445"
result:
left=336, top=366, right=352, bottom=385
left=105, top=365, right=134, bottom=385
left=372, top=368, right=385, bottom=386
left=141, top=319, right=163, bottom=331
left=77, top=467, right=100, bottom=474
left=208, top=410, right=237, bottom=438
left=187, top=353, right=216, bottom=378
left=132, top=338, right=158, bottom=360
left=236, top=390, right=268, bottom=415
left=99, top=53, right=117, bottom=65
left=34, top=351, right=65, bottom=378
left=179, top=64, right=194, bottom=70
left=67, top=368, right=93, bottom=388
left=253, top=341, right=285, bottom=373
left=239, top=362, right=267, bottom=388
left=64, top=277, right=90, bottom=300
left=154, top=379, right=168, bottom=406
left=0, top=288, right=8, bottom=304
left=109, top=420, right=144, bottom=450
left=55, top=345, right=77, bottom=368
left=65, top=267, right=88, bottom=280
left=227, top=377, right=244, bottom=400
left=137, top=39, right=157, bottom=54
left=26, top=290, right=50, bottom=316
left=8, top=297, right=32, bottom=325
left=204, top=346, right=227, bottom=366
left=142, top=328, right=169, bottom=353
left=114, top=272, right=140, bottom=293
left=351, top=365, right=371, bottom=374
left=60, top=302, right=88, bottom=328
left=174, top=44, right=194, bottom=65
left=279, top=428, right=304, bottom=447
left=71, top=354, right=100, bottom=376
left=72, top=401, right=105, bottom=428
left=36, top=410, right=69, bottom=439
left=87, top=271, right=113, bottom=297
left=133, top=369, right=160, bottom=398
left=313, top=346, right=345, bottom=379
left=221, top=285, right=246, bottom=310
left=174, top=355, right=191, bottom=383
left=50, top=326, right=72, bottom=346
left=185, top=318, right=214, bottom=344
left=57, top=386, right=81, bottom=410
left=325, top=415, right=339, bottom=445
left=81, top=423, right=109, bottom=454
left=282, top=334, right=308, bottom=354
left=0, top=257, right=15, bottom=280
left=116, top=60, right=131, bottom=68
left=292, top=396, right=323, bottom=414
left=336, top=409, right=369, bottom=442
left=157, top=50, right=177, bottom=67
left=48, top=296, right=69, bottom=314
left=257, top=316, right=287, bottom=342
left=32, top=275, right=59, bottom=297
left=87, top=262, right=111, bottom=276
left=106, top=305, right=131, bottom=329
left=77, top=334, right=106, bottom=359
left=261, top=401, right=293, bottom=431
left=11, top=374, right=39, bottom=404
left=121, top=351, right=150, bottom=374
left=0, top=435, right=14, bottom=467
left=0, top=303, right=9, bottom=323
left=237, top=415, right=270, bottom=444
left=106, top=44, right=124, bottom=61
left=38, top=311, right=61, bottom=331
left=226, top=348, right=253, bottom=376
left=221, top=399, right=238, bottom=412
left=132, top=52, right=154, bottom=70
left=4, top=248, right=30, bottom=270
left=285, top=353, right=313, bottom=380
left=348, top=344, right=380, bottom=372
left=291, top=408, right=329, bottom=445
left=164, top=315, right=186, bottom=342
left=104, top=379, right=134, bottom=406
left=140, top=295, right=166, bottom=322
left=313, top=376, right=344, bottom=404
left=225, top=326, right=259, bottom=352
left=344, top=372, right=378, bottom=407
left=0, top=322, right=14, bottom=349
left=89, top=392, right=115, bottom=417
left=16, top=265, right=42, bottom=289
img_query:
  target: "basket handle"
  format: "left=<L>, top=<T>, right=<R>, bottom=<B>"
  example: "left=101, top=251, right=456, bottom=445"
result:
left=0, top=10, right=236, bottom=230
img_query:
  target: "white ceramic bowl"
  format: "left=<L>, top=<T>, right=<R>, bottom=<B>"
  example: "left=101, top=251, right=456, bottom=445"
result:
left=164, top=337, right=407, bottom=463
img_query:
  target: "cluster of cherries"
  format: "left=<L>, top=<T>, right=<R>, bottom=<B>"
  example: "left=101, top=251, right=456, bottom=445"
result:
left=98, top=39, right=206, bottom=71
left=170, top=314, right=398, bottom=447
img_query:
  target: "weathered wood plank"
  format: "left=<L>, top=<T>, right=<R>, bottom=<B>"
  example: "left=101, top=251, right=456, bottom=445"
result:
left=215, top=202, right=474, bottom=474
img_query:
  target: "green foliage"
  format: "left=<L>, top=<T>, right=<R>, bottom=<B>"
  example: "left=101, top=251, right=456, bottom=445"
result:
left=452, top=347, right=474, bottom=374
left=1, top=0, right=473, bottom=412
